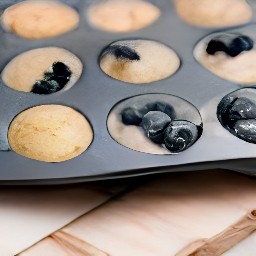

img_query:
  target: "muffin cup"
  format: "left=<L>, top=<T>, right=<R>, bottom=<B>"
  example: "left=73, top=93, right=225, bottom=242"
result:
left=1, top=0, right=256, bottom=183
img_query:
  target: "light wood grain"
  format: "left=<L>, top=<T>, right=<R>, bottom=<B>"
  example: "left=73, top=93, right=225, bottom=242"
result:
left=176, top=210, right=256, bottom=255
left=20, top=170, right=256, bottom=256
left=9, top=180, right=128, bottom=256
left=63, top=170, right=256, bottom=256
left=51, top=231, right=109, bottom=256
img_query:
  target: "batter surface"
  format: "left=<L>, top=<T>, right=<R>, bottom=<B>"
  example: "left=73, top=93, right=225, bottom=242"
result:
left=8, top=105, right=93, bottom=162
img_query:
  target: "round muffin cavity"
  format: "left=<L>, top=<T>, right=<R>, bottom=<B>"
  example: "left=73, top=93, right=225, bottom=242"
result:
left=100, top=40, right=180, bottom=84
left=194, top=32, right=256, bottom=85
left=87, top=0, right=160, bottom=33
left=107, top=94, right=202, bottom=154
left=217, top=88, right=256, bottom=144
left=174, top=0, right=252, bottom=28
left=1, top=0, right=79, bottom=39
left=8, top=105, right=93, bottom=162
left=2, top=47, right=83, bottom=94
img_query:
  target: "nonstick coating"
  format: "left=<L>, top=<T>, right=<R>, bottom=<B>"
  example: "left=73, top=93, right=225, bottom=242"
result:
left=1, top=0, right=256, bottom=184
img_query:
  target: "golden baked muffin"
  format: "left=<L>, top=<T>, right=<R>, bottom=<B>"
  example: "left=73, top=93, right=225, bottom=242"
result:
left=174, top=0, right=252, bottom=28
left=87, top=0, right=160, bottom=33
left=2, top=47, right=83, bottom=94
left=8, top=105, right=93, bottom=162
left=194, top=32, right=256, bottom=85
left=100, top=40, right=180, bottom=84
left=1, top=0, right=79, bottom=39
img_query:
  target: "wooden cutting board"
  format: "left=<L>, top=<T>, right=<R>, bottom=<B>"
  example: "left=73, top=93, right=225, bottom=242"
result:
left=20, top=169, right=256, bottom=256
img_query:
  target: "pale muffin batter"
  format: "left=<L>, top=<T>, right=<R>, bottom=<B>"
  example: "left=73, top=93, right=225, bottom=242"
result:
left=107, top=94, right=202, bottom=154
left=174, top=0, right=252, bottom=28
left=109, top=113, right=169, bottom=154
left=194, top=32, right=256, bottom=85
left=8, top=105, right=93, bottom=162
left=100, top=40, right=180, bottom=84
left=87, top=0, right=160, bottom=33
left=2, top=47, right=83, bottom=93
left=1, top=0, right=79, bottom=39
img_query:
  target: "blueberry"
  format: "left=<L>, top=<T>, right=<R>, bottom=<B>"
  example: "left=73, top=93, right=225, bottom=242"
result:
left=154, top=102, right=175, bottom=119
left=140, top=111, right=171, bottom=143
left=228, top=36, right=254, bottom=57
left=144, top=102, right=157, bottom=112
left=206, top=38, right=229, bottom=55
left=121, top=107, right=145, bottom=125
left=52, top=62, right=71, bottom=76
left=218, top=96, right=256, bottom=128
left=164, top=120, right=198, bottom=152
left=121, top=103, right=156, bottom=125
left=31, top=80, right=61, bottom=95
left=44, top=71, right=55, bottom=81
left=102, top=45, right=140, bottom=61
left=31, top=62, right=71, bottom=94
left=206, top=34, right=253, bottom=57
left=51, top=62, right=71, bottom=86
left=233, top=119, right=256, bottom=143
left=121, top=102, right=175, bottom=126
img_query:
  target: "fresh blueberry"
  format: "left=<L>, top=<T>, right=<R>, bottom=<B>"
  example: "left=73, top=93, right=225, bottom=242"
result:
left=164, top=120, right=198, bottom=152
left=51, top=62, right=71, bottom=86
left=121, top=107, right=145, bottom=125
left=206, top=34, right=253, bottom=57
left=31, top=80, right=60, bottom=95
left=121, top=102, right=175, bottom=127
left=52, top=62, right=71, bottom=76
left=121, top=103, right=156, bottom=125
left=102, top=45, right=140, bottom=61
left=217, top=96, right=256, bottom=128
left=228, top=36, right=254, bottom=57
left=44, top=71, right=55, bottom=81
left=140, top=111, right=171, bottom=143
left=154, top=102, right=175, bottom=119
left=233, top=119, right=256, bottom=143
left=31, top=62, right=71, bottom=94
left=206, top=38, right=229, bottom=55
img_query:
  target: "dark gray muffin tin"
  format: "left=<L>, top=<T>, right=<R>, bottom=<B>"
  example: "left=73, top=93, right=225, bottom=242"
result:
left=1, top=0, right=256, bottom=184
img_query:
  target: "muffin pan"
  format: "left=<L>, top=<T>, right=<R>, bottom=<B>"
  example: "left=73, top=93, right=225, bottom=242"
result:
left=2, top=0, right=256, bottom=184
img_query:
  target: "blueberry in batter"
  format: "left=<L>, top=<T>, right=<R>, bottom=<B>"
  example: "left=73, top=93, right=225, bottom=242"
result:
left=140, top=111, right=171, bottom=143
left=121, top=101, right=199, bottom=152
left=206, top=34, right=253, bottom=57
left=233, top=119, right=256, bottom=143
left=102, top=45, right=140, bottom=61
left=121, top=102, right=175, bottom=125
left=32, top=62, right=71, bottom=95
left=218, top=90, right=256, bottom=144
left=163, top=120, right=198, bottom=152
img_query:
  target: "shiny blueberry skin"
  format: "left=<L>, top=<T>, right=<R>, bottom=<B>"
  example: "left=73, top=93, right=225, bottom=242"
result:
left=206, top=34, right=253, bottom=57
left=140, top=111, right=171, bottom=143
left=153, top=102, right=175, bottom=119
left=218, top=96, right=256, bottom=129
left=102, top=45, right=140, bottom=61
left=164, top=120, right=198, bottom=152
left=121, top=101, right=175, bottom=126
left=32, top=62, right=71, bottom=95
left=233, top=119, right=256, bottom=143
left=31, top=80, right=60, bottom=94
left=51, top=62, right=71, bottom=86
left=121, top=107, right=146, bottom=125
